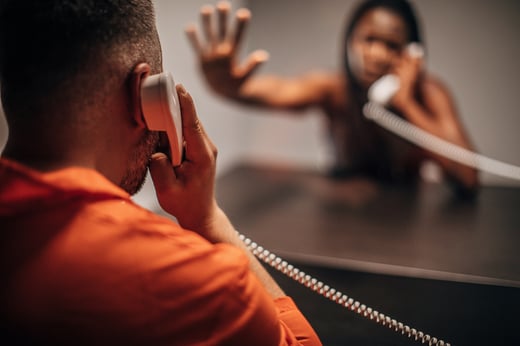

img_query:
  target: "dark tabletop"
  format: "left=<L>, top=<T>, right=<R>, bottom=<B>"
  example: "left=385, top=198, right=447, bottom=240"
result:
left=214, top=162, right=520, bottom=345
left=216, top=162, right=520, bottom=287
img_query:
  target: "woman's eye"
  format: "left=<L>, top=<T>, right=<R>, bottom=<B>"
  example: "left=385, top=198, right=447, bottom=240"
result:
left=387, top=42, right=401, bottom=52
left=364, top=36, right=376, bottom=43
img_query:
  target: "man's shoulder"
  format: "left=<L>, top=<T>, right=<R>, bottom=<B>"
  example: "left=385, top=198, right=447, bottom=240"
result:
left=75, top=197, right=248, bottom=270
left=4, top=196, right=257, bottom=344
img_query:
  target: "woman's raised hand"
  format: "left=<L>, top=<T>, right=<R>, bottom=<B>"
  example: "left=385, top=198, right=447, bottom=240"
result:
left=186, top=1, right=269, bottom=98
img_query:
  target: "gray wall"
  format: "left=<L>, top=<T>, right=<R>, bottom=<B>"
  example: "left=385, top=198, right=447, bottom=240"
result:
left=0, top=1, right=519, bottom=210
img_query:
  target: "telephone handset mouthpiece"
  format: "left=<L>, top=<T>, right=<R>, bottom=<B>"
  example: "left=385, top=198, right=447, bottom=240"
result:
left=141, top=72, right=183, bottom=166
left=367, top=42, right=425, bottom=106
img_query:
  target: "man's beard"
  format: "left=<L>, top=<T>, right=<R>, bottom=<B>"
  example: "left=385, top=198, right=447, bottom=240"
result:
left=119, top=131, right=160, bottom=195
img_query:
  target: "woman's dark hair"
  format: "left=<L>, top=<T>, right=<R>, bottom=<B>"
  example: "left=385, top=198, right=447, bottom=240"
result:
left=342, top=0, right=423, bottom=92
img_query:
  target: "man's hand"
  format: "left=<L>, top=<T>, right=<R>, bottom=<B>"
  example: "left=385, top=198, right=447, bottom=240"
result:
left=185, top=1, right=268, bottom=98
left=148, top=86, right=294, bottom=303
left=149, top=84, right=219, bottom=237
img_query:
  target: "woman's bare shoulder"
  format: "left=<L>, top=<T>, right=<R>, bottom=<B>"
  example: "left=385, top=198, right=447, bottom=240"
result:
left=308, top=71, right=347, bottom=107
left=420, top=73, right=455, bottom=99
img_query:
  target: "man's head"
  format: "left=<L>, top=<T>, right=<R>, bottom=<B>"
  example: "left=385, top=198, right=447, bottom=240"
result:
left=0, top=0, right=163, bottom=194
left=343, top=0, right=422, bottom=90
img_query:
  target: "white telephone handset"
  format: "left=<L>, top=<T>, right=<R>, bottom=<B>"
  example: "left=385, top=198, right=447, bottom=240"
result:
left=365, top=44, right=520, bottom=181
left=367, top=42, right=425, bottom=106
left=141, top=72, right=183, bottom=166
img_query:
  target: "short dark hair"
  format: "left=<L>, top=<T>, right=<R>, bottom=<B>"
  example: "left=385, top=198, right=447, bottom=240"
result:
left=0, top=0, right=161, bottom=122
left=342, top=0, right=423, bottom=89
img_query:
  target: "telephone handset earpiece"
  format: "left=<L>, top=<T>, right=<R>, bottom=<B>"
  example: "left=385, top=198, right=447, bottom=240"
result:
left=141, top=72, right=184, bottom=166
left=367, top=42, right=425, bottom=106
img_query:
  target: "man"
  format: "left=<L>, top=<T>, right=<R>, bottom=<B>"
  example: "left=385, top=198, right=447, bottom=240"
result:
left=0, top=1, right=321, bottom=345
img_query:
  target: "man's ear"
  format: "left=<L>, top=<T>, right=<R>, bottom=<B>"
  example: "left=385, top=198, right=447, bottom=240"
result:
left=130, top=62, right=152, bottom=128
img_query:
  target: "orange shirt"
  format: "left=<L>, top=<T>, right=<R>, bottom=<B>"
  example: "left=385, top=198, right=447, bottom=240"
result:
left=0, top=159, right=321, bottom=345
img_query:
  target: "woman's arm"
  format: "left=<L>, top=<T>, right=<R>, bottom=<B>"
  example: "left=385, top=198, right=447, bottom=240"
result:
left=185, top=2, right=333, bottom=112
left=389, top=52, right=479, bottom=195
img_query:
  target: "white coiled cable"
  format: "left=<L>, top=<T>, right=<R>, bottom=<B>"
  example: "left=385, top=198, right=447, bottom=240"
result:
left=363, top=102, right=520, bottom=181
left=239, top=233, right=451, bottom=346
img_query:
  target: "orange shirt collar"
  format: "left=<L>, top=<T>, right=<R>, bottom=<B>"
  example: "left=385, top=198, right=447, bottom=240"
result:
left=0, top=158, right=130, bottom=215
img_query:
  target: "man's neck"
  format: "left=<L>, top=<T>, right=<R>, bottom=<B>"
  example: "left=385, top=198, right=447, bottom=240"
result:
left=1, top=141, right=95, bottom=173
left=1, top=117, right=104, bottom=171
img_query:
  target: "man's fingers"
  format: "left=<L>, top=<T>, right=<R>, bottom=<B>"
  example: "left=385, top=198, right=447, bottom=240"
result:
left=149, top=152, right=177, bottom=193
left=175, top=84, right=214, bottom=163
left=230, top=8, right=251, bottom=56
left=216, top=1, right=230, bottom=42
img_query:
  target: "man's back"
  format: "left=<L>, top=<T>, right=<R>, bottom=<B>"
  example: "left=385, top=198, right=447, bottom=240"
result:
left=0, top=158, right=292, bottom=345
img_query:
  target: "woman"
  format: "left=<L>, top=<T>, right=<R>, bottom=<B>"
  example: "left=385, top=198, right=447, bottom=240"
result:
left=186, top=0, right=479, bottom=197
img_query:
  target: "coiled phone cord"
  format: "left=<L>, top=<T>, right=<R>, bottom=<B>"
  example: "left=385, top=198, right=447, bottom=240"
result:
left=363, top=102, right=520, bottom=181
left=239, top=233, right=451, bottom=346
left=239, top=100, right=519, bottom=345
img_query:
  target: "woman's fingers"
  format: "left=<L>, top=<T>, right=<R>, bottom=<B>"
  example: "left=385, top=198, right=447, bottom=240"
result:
left=185, top=24, right=204, bottom=58
left=201, top=5, right=217, bottom=50
left=187, top=3, right=253, bottom=60
left=237, top=50, right=269, bottom=80
left=216, top=1, right=230, bottom=42
left=231, top=8, right=251, bottom=56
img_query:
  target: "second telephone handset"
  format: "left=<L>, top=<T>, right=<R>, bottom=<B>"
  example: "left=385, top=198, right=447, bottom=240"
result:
left=141, top=72, right=183, bottom=166
left=367, top=42, right=425, bottom=106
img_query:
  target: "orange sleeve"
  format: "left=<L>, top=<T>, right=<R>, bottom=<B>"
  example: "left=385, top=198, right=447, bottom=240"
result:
left=47, top=202, right=323, bottom=346
left=210, top=259, right=322, bottom=346
left=143, top=216, right=323, bottom=345
left=139, top=229, right=323, bottom=346
left=275, top=296, right=322, bottom=346
left=0, top=161, right=322, bottom=345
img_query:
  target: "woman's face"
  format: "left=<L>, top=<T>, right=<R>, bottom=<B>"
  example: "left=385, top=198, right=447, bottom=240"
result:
left=347, top=8, right=408, bottom=89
